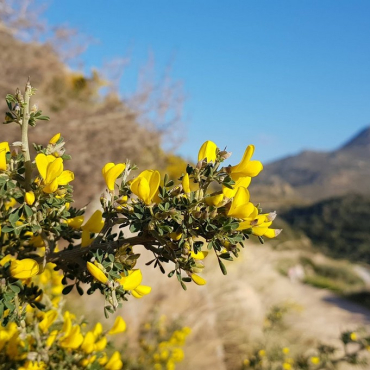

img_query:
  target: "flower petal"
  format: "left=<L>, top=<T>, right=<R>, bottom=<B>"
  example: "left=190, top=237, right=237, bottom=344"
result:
left=82, top=210, right=104, bottom=233
left=119, top=269, right=143, bottom=291
left=104, top=163, right=125, bottom=191
left=198, top=140, right=217, bottom=162
left=45, top=158, right=63, bottom=184
left=57, top=170, right=74, bottom=185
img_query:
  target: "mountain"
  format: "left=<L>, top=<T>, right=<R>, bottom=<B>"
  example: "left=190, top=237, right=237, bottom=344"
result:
left=281, top=194, right=370, bottom=264
left=251, top=126, right=370, bottom=205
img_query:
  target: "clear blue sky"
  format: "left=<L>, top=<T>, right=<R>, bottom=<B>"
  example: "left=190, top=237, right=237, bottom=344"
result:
left=41, top=0, right=370, bottom=164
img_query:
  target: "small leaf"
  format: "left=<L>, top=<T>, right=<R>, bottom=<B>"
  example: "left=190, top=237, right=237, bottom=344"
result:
left=9, top=285, right=21, bottom=294
left=168, top=270, right=175, bottom=278
left=36, top=115, right=50, bottom=121
left=62, top=285, right=74, bottom=295
left=218, top=258, right=228, bottom=275
left=76, top=285, right=84, bottom=296
left=1, top=226, right=14, bottom=233
left=24, top=205, right=33, bottom=218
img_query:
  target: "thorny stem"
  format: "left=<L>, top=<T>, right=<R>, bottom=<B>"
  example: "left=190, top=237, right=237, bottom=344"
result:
left=21, top=80, right=32, bottom=191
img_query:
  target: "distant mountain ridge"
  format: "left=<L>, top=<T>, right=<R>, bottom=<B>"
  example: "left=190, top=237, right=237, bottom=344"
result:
left=252, top=126, right=370, bottom=205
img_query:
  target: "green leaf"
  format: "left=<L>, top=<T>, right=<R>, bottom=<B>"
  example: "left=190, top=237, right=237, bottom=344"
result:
left=4, top=300, right=15, bottom=311
left=76, top=285, right=84, bottom=296
left=180, top=281, right=187, bottom=290
left=104, top=306, right=110, bottom=319
left=219, top=252, right=233, bottom=260
left=129, top=222, right=141, bottom=233
left=207, top=241, right=214, bottom=250
left=1, top=226, right=14, bottom=233
left=168, top=270, right=175, bottom=278
left=9, top=285, right=20, bottom=294
left=218, top=258, right=227, bottom=275
left=36, top=115, right=50, bottom=121
left=145, top=259, right=156, bottom=266
left=24, top=205, right=33, bottom=218
left=62, top=285, right=74, bottom=295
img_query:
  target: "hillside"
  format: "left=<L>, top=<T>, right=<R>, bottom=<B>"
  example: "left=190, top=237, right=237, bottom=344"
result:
left=0, top=25, right=177, bottom=205
left=252, top=126, right=370, bottom=205
left=280, top=194, right=370, bottom=264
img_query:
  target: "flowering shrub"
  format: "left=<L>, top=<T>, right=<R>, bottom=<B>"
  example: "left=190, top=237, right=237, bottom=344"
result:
left=242, top=304, right=370, bottom=370
left=0, top=81, right=280, bottom=368
left=0, top=261, right=189, bottom=369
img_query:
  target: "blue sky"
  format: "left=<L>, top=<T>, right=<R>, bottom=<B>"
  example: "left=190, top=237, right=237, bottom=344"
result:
left=41, top=0, right=370, bottom=164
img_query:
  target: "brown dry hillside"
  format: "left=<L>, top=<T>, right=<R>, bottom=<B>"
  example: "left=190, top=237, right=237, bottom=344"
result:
left=0, top=25, right=177, bottom=205
left=75, top=242, right=370, bottom=370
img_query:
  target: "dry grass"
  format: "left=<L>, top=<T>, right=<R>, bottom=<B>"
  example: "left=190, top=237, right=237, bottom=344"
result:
left=75, top=239, right=370, bottom=370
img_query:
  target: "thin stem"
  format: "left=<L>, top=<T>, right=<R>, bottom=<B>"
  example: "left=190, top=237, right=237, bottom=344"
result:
left=21, top=81, right=32, bottom=191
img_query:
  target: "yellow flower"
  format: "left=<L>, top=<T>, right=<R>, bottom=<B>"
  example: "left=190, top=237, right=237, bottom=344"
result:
left=0, top=142, right=9, bottom=171
left=35, top=153, right=74, bottom=193
left=108, top=316, right=127, bottom=335
left=49, top=133, right=61, bottom=144
left=94, top=336, right=107, bottom=351
left=350, top=332, right=357, bottom=341
left=18, top=361, right=46, bottom=370
left=39, top=310, right=58, bottom=333
left=131, top=285, right=152, bottom=298
left=99, top=353, right=108, bottom=365
left=93, top=322, right=103, bottom=337
left=81, top=355, right=97, bottom=367
left=81, top=210, right=104, bottom=247
left=227, top=187, right=255, bottom=219
left=229, top=145, right=263, bottom=179
left=191, top=273, right=206, bottom=285
left=46, top=330, right=58, bottom=347
left=118, top=269, right=152, bottom=298
left=87, top=262, right=108, bottom=284
left=105, top=351, right=123, bottom=370
left=60, top=325, right=84, bottom=349
left=5, top=197, right=17, bottom=210
left=10, top=259, right=39, bottom=279
left=310, top=356, right=320, bottom=365
left=130, top=170, right=160, bottom=205
left=198, top=140, right=217, bottom=163
left=182, top=173, right=191, bottom=194
left=102, top=163, right=126, bottom=191
left=204, top=193, right=224, bottom=207
left=0, top=330, right=10, bottom=351
left=66, top=215, right=84, bottom=229
left=81, top=331, right=95, bottom=354
left=258, top=349, right=266, bottom=357
left=0, top=254, right=15, bottom=266
left=25, top=191, right=35, bottom=206
left=283, top=363, right=292, bottom=370
left=222, top=176, right=251, bottom=199
left=171, top=348, right=185, bottom=362
left=282, top=347, right=290, bottom=354
left=190, top=251, right=208, bottom=260
left=169, top=230, right=182, bottom=241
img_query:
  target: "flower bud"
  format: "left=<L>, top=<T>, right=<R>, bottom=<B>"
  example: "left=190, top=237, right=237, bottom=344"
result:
left=219, top=150, right=232, bottom=160
left=25, top=191, right=35, bottom=206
